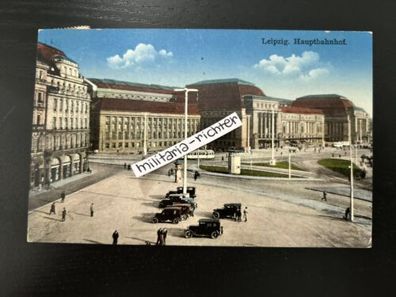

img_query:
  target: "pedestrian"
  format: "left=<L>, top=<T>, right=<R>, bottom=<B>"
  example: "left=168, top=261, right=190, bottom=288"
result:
left=49, top=202, right=56, bottom=215
left=60, top=191, right=66, bottom=203
left=235, top=208, right=242, bottom=222
left=112, top=230, right=119, bottom=245
left=162, top=228, right=168, bottom=245
left=61, top=207, right=67, bottom=221
left=90, top=203, right=94, bottom=217
left=321, top=192, right=327, bottom=202
left=156, top=228, right=164, bottom=246
left=194, top=171, right=200, bottom=181
left=344, top=207, right=351, bottom=220
left=221, top=156, right=224, bottom=161
left=243, top=207, right=248, bottom=222
left=124, top=162, right=127, bottom=169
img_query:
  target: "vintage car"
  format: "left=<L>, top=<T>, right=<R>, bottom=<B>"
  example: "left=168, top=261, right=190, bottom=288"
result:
left=159, top=194, right=197, bottom=209
left=184, top=219, right=223, bottom=239
left=165, top=186, right=196, bottom=198
left=171, top=203, right=194, bottom=220
left=212, top=203, right=241, bottom=220
left=152, top=207, right=183, bottom=224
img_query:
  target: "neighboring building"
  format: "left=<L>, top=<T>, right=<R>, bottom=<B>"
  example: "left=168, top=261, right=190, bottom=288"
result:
left=87, top=79, right=200, bottom=153
left=30, top=43, right=90, bottom=189
left=292, top=94, right=371, bottom=144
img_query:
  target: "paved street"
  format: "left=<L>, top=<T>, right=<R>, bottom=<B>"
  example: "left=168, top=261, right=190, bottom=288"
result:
left=27, top=162, right=372, bottom=247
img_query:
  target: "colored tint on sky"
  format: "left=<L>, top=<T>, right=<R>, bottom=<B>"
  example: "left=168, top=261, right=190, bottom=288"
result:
left=38, top=29, right=372, bottom=115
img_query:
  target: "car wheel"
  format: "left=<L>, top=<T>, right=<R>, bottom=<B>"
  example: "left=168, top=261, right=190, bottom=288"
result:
left=211, top=231, right=219, bottom=239
left=185, top=230, right=193, bottom=238
left=173, top=217, right=180, bottom=224
left=182, top=214, right=188, bottom=221
left=152, top=217, right=159, bottom=224
left=213, top=211, right=220, bottom=219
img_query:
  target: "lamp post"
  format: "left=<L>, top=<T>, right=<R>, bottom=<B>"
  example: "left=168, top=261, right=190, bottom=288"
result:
left=270, top=106, right=276, bottom=165
left=288, top=149, right=291, bottom=179
left=174, top=88, right=198, bottom=195
left=348, top=115, right=354, bottom=222
left=143, top=113, right=147, bottom=156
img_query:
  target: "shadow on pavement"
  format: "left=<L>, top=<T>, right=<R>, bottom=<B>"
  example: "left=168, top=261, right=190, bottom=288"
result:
left=125, top=236, right=155, bottom=245
left=149, top=194, right=163, bottom=200
left=42, top=216, right=62, bottom=222
left=71, top=211, right=91, bottom=217
left=32, top=209, right=50, bottom=215
left=194, top=210, right=213, bottom=218
left=83, top=239, right=104, bottom=244
left=133, top=213, right=155, bottom=223
left=141, top=201, right=159, bottom=208
left=166, top=227, right=185, bottom=238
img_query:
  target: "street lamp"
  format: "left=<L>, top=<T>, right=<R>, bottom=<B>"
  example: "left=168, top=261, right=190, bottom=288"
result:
left=270, top=106, right=276, bottom=165
left=174, top=88, right=198, bottom=195
left=348, top=115, right=354, bottom=222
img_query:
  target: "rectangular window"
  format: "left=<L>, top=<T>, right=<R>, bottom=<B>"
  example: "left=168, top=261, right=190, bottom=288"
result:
left=59, top=117, right=62, bottom=129
left=37, top=93, right=43, bottom=103
left=53, top=117, right=56, bottom=129
left=105, top=143, right=110, bottom=149
left=37, top=114, right=41, bottom=125
left=54, top=99, right=57, bottom=111
left=60, top=99, right=63, bottom=111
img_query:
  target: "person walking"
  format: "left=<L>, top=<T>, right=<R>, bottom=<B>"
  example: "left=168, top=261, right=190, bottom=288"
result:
left=60, top=191, right=66, bottom=203
left=194, top=171, right=200, bottom=181
left=243, top=207, right=248, bottom=222
left=112, top=230, right=119, bottom=245
left=344, top=207, right=351, bottom=221
left=90, top=203, right=94, bottom=217
left=61, top=207, right=67, bottom=222
left=321, top=192, right=327, bottom=202
left=156, top=228, right=164, bottom=246
left=49, top=202, right=56, bottom=215
left=162, top=228, right=168, bottom=245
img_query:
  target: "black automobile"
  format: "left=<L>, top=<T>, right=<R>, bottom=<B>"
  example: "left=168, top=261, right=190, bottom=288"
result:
left=184, top=219, right=223, bottom=239
left=165, top=186, right=196, bottom=198
left=212, top=203, right=241, bottom=221
left=159, top=194, right=197, bottom=209
left=171, top=203, right=194, bottom=220
left=152, top=207, right=183, bottom=224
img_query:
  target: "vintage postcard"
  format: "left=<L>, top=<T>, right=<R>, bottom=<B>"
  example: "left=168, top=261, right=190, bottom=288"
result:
left=27, top=29, right=372, bottom=247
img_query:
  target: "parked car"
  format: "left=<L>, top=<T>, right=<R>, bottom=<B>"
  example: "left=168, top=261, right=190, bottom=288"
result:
left=152, top=207, right=183, bottom=224
left=165, top=186, right=196, bottom=198
left=159, top=194, right=197, bottom=209
left=184, top=219, right=223, bottom=239
left=212, top=203, right=241, bottom=221
left=171, top=203, right=194, bottom=220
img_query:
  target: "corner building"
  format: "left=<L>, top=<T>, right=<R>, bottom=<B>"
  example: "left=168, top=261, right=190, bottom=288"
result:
left=87, top=79, right=200, bottom=153
left=30, top=43, right=90, bottom=189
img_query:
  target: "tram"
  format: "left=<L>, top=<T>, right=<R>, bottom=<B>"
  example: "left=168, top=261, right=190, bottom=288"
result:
left=187, top=149, right=215, bottom=160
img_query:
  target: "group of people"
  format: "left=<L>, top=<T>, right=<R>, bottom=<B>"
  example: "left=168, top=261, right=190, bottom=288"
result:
left=49, top=202, right=67, bottom=221
left=156, top=228, right=168, bottom=246
left=234, top=207, right=248, bottom=222
left=48, top=191, right=94, bottom=221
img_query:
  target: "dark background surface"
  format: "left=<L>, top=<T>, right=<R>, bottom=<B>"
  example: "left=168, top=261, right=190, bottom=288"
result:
left=1, top=0, right=395, bottom=296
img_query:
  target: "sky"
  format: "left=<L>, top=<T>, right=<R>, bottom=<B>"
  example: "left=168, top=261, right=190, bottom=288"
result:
left=38, top=29, right=373, bottom=116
